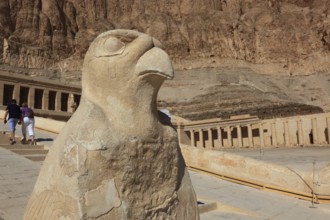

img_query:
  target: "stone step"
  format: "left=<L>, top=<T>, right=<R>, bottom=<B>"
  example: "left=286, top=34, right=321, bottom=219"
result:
left=10, top=149, right=49, bottom=156
left=20, top=140, right=38, bottom=145
left=0, top=132, right=40, bottom=146
left=0, top=133, right=22, bottom=145
left=0, top=131, right=49, bottom=162
left=0, top=144, right=46, bottom=150
left=25, top=155, right=47, bottom=162
left=0, top=144, right=48, bottom=162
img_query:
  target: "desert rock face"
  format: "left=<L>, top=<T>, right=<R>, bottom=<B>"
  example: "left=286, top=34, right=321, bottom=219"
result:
left=0, top=0, right=330, bottom=75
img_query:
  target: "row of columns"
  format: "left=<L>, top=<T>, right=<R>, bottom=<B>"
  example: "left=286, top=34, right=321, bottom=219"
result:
left=1, top=82, right=80, bottom=113
left=180, top=117, right=330, bottom=149
left=188, top=124, right=260, bottom=149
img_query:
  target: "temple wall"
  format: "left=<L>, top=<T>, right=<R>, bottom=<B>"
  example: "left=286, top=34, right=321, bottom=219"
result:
left=0, top=71, right=81, bottom=121
left=180, top=144, right=330, bottom=203
left=176, top=113, right=330, bottom=149
left=180, top=144, right=314, bottom=193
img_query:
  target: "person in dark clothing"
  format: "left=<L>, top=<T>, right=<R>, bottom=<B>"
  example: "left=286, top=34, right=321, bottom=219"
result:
left=3, top=99, right=21, bottom=145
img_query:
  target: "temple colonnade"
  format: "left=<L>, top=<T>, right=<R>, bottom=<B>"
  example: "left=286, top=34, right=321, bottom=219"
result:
left=2, top=70, right=330, bottom=147
left=0, top=71, right=81, bottom=120
left=176, top=113, right=330, bottom=149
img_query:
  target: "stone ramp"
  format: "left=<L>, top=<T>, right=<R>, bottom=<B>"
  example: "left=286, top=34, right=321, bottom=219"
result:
left=1, top=147, right=48, bottom=162
left=0, top=125, right=329, bottom=219
left=226, top=147, right=330, bottom=173
left=0, top=132, right=21, bottom=145
left=1, top=144, right=330, bottom=219
left=0, top=118, right=58, bottom=148
left=191, top=170, right=330, bottom=220
left=0, top=148, right=41, bottom=220
left=0, top=132, right=48, bottom=162
left=181, top=144, right=330, bottom=204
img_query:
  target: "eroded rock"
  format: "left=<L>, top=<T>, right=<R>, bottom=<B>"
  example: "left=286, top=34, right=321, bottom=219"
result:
left=1, top=0, right=330, bottom=75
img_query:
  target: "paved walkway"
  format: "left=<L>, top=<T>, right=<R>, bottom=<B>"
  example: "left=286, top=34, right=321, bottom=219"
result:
left=0, top=148, right=41, bottom=220
left=194, top=171, right=330, bottom=219
left=0, top=124, right=330, bottom=219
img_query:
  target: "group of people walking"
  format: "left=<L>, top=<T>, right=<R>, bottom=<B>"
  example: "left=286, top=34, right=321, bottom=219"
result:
left=3, top=99, right=35, bottom=145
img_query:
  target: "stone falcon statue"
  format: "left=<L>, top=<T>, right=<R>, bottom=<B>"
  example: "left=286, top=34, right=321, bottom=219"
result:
left=24, top=30, right=199, bottom=219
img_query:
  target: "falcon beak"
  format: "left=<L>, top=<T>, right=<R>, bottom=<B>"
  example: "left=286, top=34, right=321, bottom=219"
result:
left=135, top=47, right=174, bottom=80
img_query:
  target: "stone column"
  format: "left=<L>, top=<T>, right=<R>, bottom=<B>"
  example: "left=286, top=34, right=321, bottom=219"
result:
left=217, top=126, right=223, bottom=149
left=247, top=124, right=253, bottom=147
left=199, top=129, right=204, bottom=148
left=297, top=119, right=304, bottom=145
left=190, top=130, right=195, bottom=147
left=0, top=82, right=4, bottom=105
left=312, top=118, right=319, bottom=144
left=68, top=93, right=75, bottom=112
left=259, top=124, right=264, bottom=147
left=207, top=128, right=213, bottom=149
left=271, top=123, right=277, bottom=147
left=327, top=118, right=330, bottom=145
left=176, top=123, right=191, bottom=146
left=13, top=84, right=20, bottom=103
left=177, top=124, right=183, bottom=145
left=227, top=126, right=232, bottom=148
left=55, top=91, right=61, bottom=111
left=237, top=125, right=243, bottom=147
left=28, top=87, right=35, bottom=108
left=42, top=88, right=49, bottom=111
left=284, top=121, right=290, bottom=146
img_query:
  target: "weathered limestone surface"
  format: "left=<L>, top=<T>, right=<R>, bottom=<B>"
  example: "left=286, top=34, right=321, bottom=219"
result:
left=0, top=0, right=330, bottom=75
left=180, top=144, right=330, bottom=198
left=24, top=30, right=199, bottom=219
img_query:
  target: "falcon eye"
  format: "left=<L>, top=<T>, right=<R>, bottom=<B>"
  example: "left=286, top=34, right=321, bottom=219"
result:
left=105, top=37, right=125, bottom=53
left=93, top=37, right=126, bottom=57
left=118, top=35, right=137, bottom=43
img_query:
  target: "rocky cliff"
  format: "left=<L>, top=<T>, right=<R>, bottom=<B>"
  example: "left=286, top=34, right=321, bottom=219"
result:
left=0, top=0, right=330, bottom=75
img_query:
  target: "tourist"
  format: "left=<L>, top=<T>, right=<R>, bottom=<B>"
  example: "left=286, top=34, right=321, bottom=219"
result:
left=3, top=99, right=21, bottom=145
left=71, top=101, right=78, bottom=112
left=20, top=102, right=36, bottom=144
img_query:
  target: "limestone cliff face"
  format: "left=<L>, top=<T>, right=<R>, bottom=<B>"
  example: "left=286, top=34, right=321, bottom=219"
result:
left=0, top=0, right=330, bottom=74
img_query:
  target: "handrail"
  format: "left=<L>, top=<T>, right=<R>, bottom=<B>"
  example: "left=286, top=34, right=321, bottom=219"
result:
left=188, top=166, right=330, bottom=204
